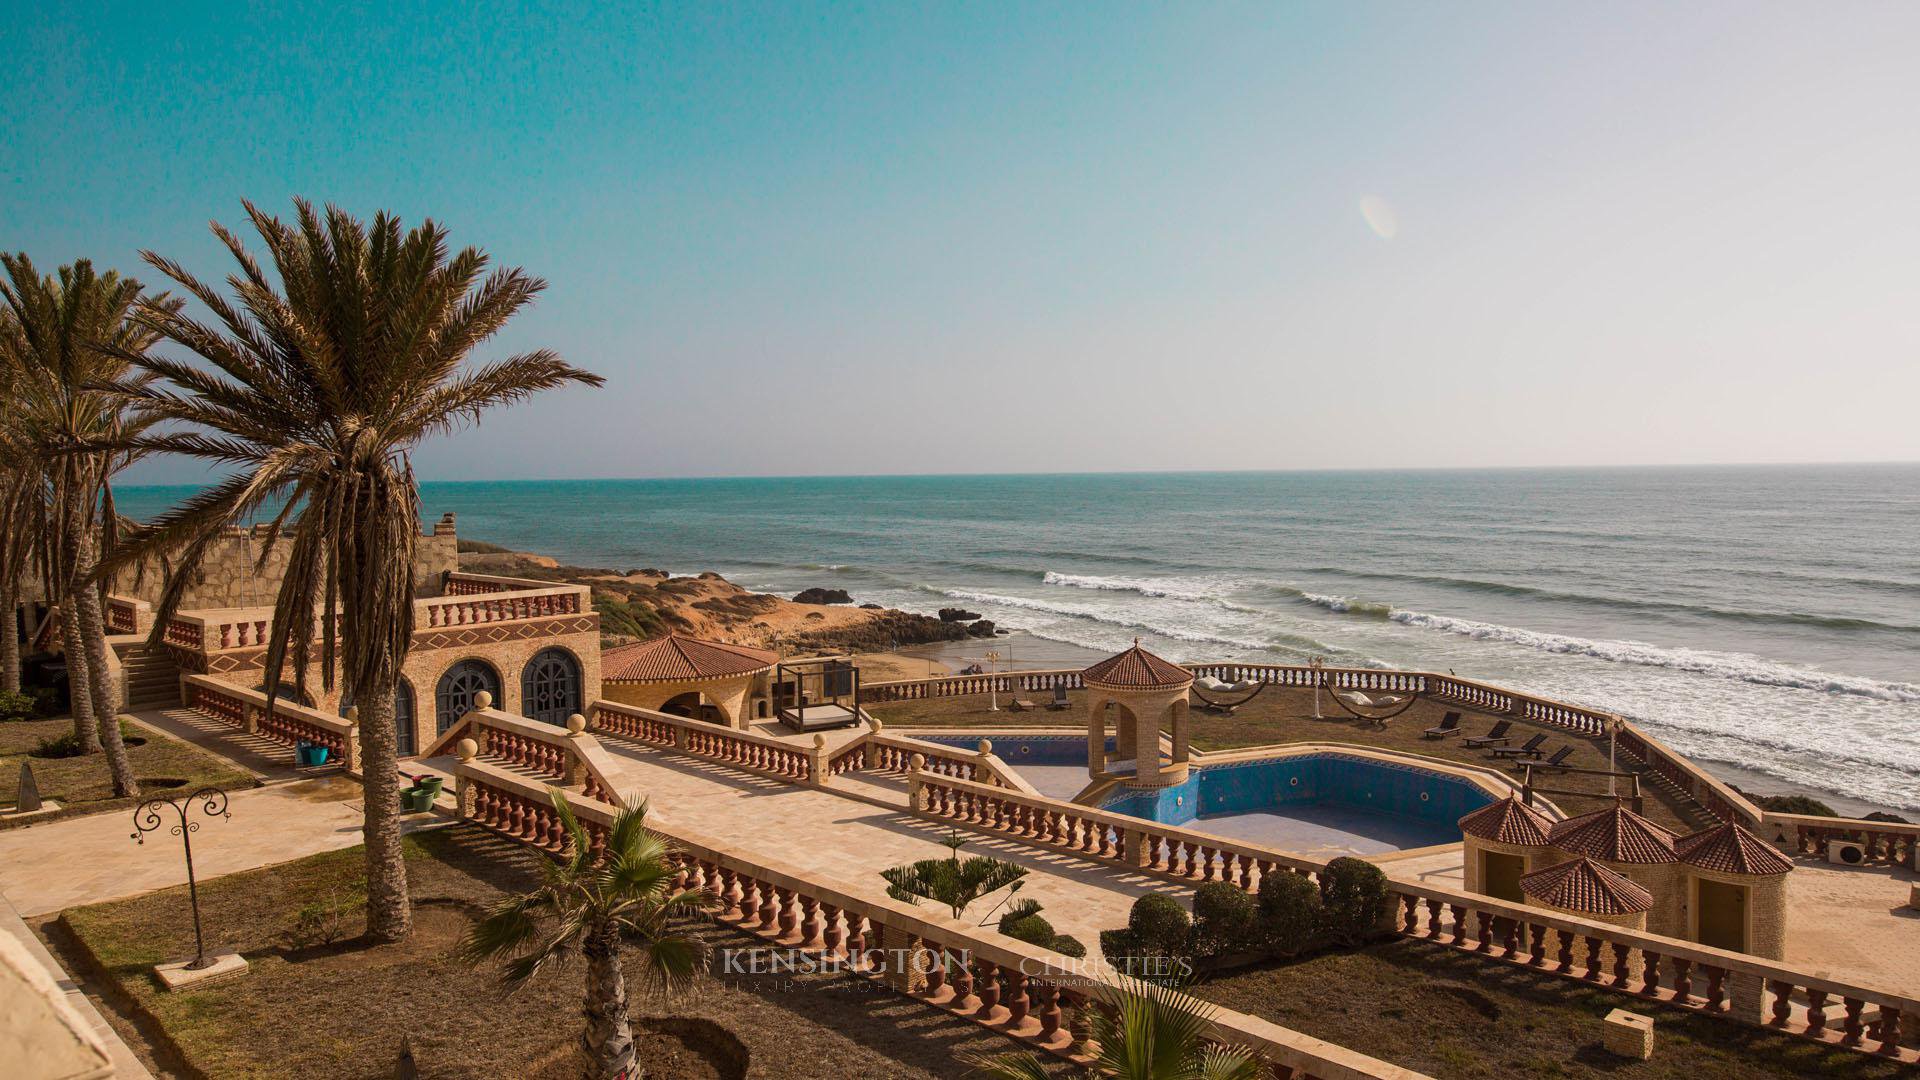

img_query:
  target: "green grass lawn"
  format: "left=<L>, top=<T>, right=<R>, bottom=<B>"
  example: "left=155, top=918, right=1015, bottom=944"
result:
left=2, top=715, right=256, bottom=827
left=1195, top=938, right=1906, bottom=1079
left=867, top=685, right=1706, bottom=833
left=54, top=825, right=1066, bottom=1079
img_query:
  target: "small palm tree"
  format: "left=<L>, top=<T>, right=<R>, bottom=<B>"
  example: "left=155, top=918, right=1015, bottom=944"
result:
left=462, top=792, right=710, bottom=1080
left=969, top=979, right=1264, bottom=1080
left=97, top=199, right=602, bottom=940
left=880, top=830, right=1028, bottom=920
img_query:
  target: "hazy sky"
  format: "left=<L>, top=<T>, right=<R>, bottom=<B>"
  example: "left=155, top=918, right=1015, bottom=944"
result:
left=5, top=2, right=1918, bottom=484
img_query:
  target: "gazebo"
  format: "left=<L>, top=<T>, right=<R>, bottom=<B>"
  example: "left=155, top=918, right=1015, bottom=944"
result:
left=1081, top=641, right=1194, bottom=788
left=1518, top=856, right=1654, bottom=930
left=599, top=634, right=778, bottom=730
left=1547, top=803, right=1684, bottom=935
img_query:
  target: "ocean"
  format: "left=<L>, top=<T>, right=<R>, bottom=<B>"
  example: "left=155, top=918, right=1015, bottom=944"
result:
left=116, top=465, right=1920, bottom=811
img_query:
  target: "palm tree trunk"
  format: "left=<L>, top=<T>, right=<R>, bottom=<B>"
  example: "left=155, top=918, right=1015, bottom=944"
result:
left=57, top=603, right=101, bottom=751
left=0, top=572, right=19, bottom=695
left=70, top=557, right=138, bottom=797
left=356, top=679, right=412, bottom=943
left=580, top=928, right=636, bottom=1080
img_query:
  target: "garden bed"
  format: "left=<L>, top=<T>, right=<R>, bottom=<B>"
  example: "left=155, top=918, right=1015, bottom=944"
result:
left=54, top=824, right=1063, bottom=1078
left=2, top=716, right=256, bottom=827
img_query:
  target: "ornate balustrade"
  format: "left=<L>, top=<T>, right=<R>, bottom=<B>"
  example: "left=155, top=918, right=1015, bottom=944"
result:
left=162, top=616, right=203, bottom=649
left=183, top=674, right=359, bottom=775
left=104, top=595, right=149, bottom=635
left=425, top=703, right=627, bottom=806
left=862, top=669, right=1087, bottom=703
left=441, top=571, right=557, bottom=596
left=590, top=701, right=816, bottom=783
left=1769, top=814, right=1920, bottom=869
left=447, top=758, right=1422, bottom=1079
left=905, top=769, right=1917, bottom=1061
left=418, top=583, right=586, bottom=628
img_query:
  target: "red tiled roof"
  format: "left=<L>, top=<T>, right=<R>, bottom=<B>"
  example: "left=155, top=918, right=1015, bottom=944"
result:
left=1081, top=643, right=1193, bottom=689
left=1459, top=796, right=1554, bottom=847
left=601, top=634, right=778, bottom=682
left=1520, top=857, right=1653, bottom=916
left=1549, top=803, right=1680, bottom=864
left=1676, top=822, right=1795, bottom=876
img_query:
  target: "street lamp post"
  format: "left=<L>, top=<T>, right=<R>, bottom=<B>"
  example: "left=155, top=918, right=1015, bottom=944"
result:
left=985, top=650, right=1002, bottom=711
left=131, top=787, right=231, bottom=970
left=1310, top=656, right=1326, bottom=719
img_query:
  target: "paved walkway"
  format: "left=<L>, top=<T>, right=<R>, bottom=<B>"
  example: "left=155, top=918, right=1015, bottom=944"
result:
left=590, top=737, right=1191, bottom=946
left=0, top=776, right=445, bottom=918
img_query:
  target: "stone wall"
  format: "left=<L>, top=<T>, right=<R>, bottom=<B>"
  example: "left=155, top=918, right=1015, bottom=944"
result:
left=76, top=512, right=462, bottom=610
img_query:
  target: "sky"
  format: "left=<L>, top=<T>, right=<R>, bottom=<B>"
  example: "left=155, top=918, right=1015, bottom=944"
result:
left=4, top=2, right=1919, bottom=484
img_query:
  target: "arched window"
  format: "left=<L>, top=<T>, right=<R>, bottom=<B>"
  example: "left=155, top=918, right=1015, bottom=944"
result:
left=340, top=681, right=418, bottom=756
left=436, top=659, right=501, bottom=734
left=521, top=648, right=581, bottom=726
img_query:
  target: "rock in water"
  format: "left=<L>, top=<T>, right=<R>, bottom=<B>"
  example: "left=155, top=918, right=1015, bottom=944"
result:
left=966, top=619, right=997, bottom=638
left=16, top=762, right=41, bottom=812
left=939, top=608, right=982, bottom=622
left=792, top=588, right=853, bottom=605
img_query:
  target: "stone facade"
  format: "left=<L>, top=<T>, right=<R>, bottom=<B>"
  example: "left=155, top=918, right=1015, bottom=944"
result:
left=1461, top=834, right=1551, bottom=899
left=1685, top=865, right=1789, bottom=961
left=601, top=672, right=759, bottom=729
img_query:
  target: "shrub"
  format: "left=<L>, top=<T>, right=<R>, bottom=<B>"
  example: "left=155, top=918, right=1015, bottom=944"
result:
left=1317, top=857, right=1391, bottom=944
left=1257, top=870, right=1323, bottom=958
left=996, top=897, right=1044, bottom=935
left=285, top=888, right=364, bottom=949
left=1101, top=894, right=1194, bottom=981
left=1002, top=913, right=1056, bottom=948
left=1047, top=934, right=1086, bottom=958
left=29, top=731, right=87, bottom=759
left=0, top=689, right=35, bottom=721
left=1756, top=794, right=1837, bottom=817
left=1189, top=881, right=1257, bottom=959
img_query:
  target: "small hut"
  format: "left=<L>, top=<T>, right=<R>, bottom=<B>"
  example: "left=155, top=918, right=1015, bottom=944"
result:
left=1459, top=796, right=1556, bottom=902
left=599, top=634, right=778, bottom=730
left=1518, top=856, right=1654, bottom=930
left=1547, top=803, right=1683, bottom=936
left=1082, top=642, right=1194, bottom=788
left=1675, top=821, right=1794, bottom=959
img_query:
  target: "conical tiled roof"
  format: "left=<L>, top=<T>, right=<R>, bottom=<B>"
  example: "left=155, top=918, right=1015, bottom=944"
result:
left=1459, top=796, right=1554, bottom=847
left=1676, top=821, right=1795, bottom=876
left=1549, top=803, right=1680, bottom=864
left=1082, top=642, right=1193, bottom=689
left=602, top=634, right=778, bottom=682
left=1520, top=857, right=1653, bottom=916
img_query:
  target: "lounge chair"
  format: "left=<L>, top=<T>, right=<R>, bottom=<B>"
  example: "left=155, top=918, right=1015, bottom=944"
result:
left=1046, top=685, right=1072, bottom=711
left=1490, top=733, right=1548, bottom=760
left=1422, top=711, right=1462, bottom=739
left=1532, top=745, right=1576, bottom=770
left=1464, top=720, right=1512, bottom=748
left=1007, top=694, right=1038, bottom=712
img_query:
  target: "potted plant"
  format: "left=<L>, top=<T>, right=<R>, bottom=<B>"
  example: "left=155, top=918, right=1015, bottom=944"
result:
left=400, top=770, right=444, bottom=811
left=296, top=740, right=330, bottom=767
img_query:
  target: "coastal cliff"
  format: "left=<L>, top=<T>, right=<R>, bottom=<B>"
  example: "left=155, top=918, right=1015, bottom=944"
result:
left=458, top=543, right=970, bottom=653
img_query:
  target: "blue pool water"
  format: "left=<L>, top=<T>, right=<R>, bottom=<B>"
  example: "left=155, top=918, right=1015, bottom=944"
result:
left=1101, top=754, right=1491, bottom=850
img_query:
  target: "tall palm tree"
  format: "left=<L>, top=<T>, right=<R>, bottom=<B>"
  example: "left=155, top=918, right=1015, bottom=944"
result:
left=0, top=303, right=35, bottom=695
left=461, top=793, right=710, bottom=1080
left=969, top=979, right=1264, bottom=1080
left=0, top=255, right=174, bottom=796
left=98, top=200, right=602, bottom=941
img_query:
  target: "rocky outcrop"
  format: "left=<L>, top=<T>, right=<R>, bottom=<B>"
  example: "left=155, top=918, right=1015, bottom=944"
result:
left=939, top=607, right=982, bottom=622
left=966, top=619, right=997, bottom=637
left=792, top=588, right=852, bottom=605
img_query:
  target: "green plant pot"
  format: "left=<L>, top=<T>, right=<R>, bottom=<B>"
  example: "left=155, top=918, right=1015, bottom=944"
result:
left=414, top=776, right=445, bottom=799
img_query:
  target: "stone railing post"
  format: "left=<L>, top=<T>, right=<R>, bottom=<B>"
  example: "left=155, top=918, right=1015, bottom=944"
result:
left=343, top=720, right=363, bottom=779
left=673, top=723, right=689, bottom=751
left=1726, top=970, right=1770, bottom=1024
left=808, top=734, right=829, bottom=788
left=907, top=753, right=926, bottom=810
left=1125, top=827, right=1152, bottom=869
left=455, top=738, right=479, bottom=819
left=563, top=713, right=588, bottom=787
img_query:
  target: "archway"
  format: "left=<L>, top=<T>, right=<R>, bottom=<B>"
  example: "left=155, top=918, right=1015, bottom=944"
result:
left=660, top=691, right=702, bottom=719
left=521, top=648, right=582, bottom=726
left=436, top=659, right=501, bottom=734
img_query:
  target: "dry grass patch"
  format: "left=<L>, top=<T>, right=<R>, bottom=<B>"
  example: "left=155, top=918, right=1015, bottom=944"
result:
left=868, top=686, right=1706, bottom=832
left=1195, top=937, right=1906, bottom=1079
left=56, top=824, right=1062, bottom=1079
left=1, top=715, right=256, bottom=827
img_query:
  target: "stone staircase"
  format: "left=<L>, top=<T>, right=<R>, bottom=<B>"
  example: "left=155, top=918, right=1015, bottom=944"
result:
left=119, top=641, right=182, bottom=710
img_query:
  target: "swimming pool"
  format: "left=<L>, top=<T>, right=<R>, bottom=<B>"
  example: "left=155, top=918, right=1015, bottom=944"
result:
left=1100, top=753, right=1494, bottom=852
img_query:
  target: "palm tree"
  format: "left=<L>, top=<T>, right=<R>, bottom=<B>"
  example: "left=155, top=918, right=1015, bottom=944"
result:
left=461, top=793, right=710, bottom=1080
left=97, top=199, right=602, bottom=941
left=0, top=255, right=175, bottom=796
left=880, top=830, right=1028, bottom=920
left=968, top=979, right=1264, bottom=1080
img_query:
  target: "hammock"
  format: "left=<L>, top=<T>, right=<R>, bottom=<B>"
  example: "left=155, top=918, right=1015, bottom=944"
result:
left=1191, top=676, right=1268, bottom=712
left=1320, top=678, right=1420, bottom=723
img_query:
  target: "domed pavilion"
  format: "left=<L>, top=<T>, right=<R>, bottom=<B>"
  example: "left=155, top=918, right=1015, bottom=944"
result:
left=1082, top=641, right=1194, bottom=788
left=599, top=633, right=778, bottom=729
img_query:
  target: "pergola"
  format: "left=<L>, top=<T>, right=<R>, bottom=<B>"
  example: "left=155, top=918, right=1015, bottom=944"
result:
left=1081, top=641, right=1194, bottom=788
